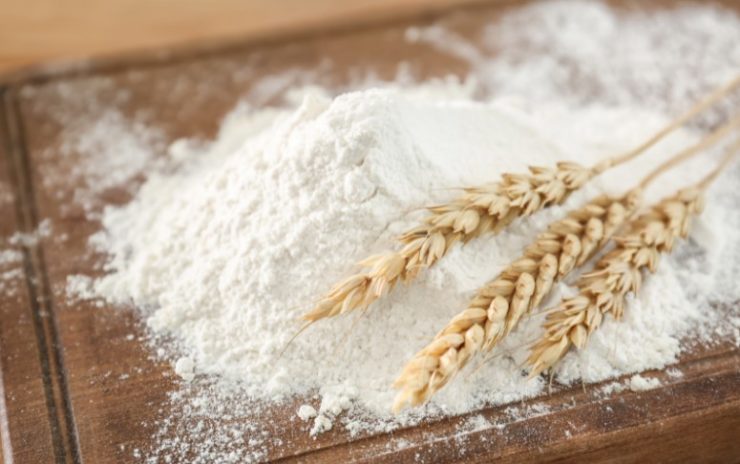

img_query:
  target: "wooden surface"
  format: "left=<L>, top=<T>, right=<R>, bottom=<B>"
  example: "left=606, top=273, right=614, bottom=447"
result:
left=0, top=0, right=480, bottom=74
left=1, top=1, right=739, bottom=463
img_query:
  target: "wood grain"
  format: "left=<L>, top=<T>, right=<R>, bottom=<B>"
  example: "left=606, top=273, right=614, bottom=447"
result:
left=0, top=89, right=64, bottom=464
left=0, top=1, right=739, bottom=463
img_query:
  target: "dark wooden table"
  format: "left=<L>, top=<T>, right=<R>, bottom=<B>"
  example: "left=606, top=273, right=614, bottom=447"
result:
left=1, top=1, right=739, bottom=462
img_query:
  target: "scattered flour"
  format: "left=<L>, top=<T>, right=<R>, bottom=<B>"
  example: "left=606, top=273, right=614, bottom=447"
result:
left=174, top=357, right=195, bottom=382
left=0, top=268, right=23, bottom=296
left=599, top=381, right=627, bottom=396
left=297, top=404, right=317, bottom=421
left=9, top=219, right=52, bottom=247
left=65, top=274, right=97, bottom=301
left=0, top=250, right=22, bottom=266
left=310, top=415, right=333, bottom=436
left=1, top=220, right=53, bottom=297
left=55, top=1, right=740, bottom=462
left=599, top=373, right=664, bottom=395
left=54, top=110, right=164, bottom=213
left=628, top=374, right=662, bottom=392
left=460, top=414, right=493, bottom=433
left=386, top=437, right=412, bottom=452
left=504, top=403, right=551, bottom=422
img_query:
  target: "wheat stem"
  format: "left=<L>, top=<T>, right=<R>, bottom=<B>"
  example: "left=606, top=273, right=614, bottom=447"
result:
left=698, top=137, right=740, bottom=188
left=638, top=114, right=740, bottom=188
left=594, top=73, right=740, bottom=172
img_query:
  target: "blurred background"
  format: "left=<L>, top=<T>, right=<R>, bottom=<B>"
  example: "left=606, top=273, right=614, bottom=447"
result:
left=0, top=0, right=477, bottom=74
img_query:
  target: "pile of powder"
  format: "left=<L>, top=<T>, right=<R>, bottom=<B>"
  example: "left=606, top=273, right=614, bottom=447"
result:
left=88, top=87, right=566, bottom=412
left=60, top=1, right=740, bottom=462
left=82, top=85, right=737, bottom=419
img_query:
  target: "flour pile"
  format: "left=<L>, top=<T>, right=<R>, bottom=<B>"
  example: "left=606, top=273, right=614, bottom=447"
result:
left=60, top=0, right=740, bottom=462
left=82, top=84, right=738, bottom=420
left=90, top=88, right=568, bottom=415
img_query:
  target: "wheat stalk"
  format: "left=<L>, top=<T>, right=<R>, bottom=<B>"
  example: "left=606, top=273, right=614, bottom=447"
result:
left=389, top=118, right=740, bottom=411
left=526, top=141, right=739, bottom=378
left=391, top=191, right=641, bottom=411
left=303, top=75, right=740, bottom=324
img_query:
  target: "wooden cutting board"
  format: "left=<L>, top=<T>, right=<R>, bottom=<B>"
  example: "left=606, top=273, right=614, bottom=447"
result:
left=1, top=1, right=738, bottom=462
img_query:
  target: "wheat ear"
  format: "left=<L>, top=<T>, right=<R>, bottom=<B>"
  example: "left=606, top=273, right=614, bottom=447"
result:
left=390, top=117, right=740, bottom=411
left=391, top=192, right=640, bottom=411
left=303, top=75, right=740, bottom=323
left=303, top=162, right=593, bottom=322
left=526, top=140, right=739, bottom=378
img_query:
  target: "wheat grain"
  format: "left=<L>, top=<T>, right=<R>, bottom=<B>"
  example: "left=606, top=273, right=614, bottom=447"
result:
left=391, top=190, right=641, bottom=411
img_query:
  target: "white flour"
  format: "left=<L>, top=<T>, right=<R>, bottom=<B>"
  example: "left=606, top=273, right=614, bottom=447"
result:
left=82, top=85, right=736, bottom=423
left=89, top=87, right=568, bottom=412
left=1, top=221, right=53, bottom=297
left=628, top=374, right=662, bottom=392
left=0, top=249, right=23, bottom=297
left=57, top=1, right=740, bottom=462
